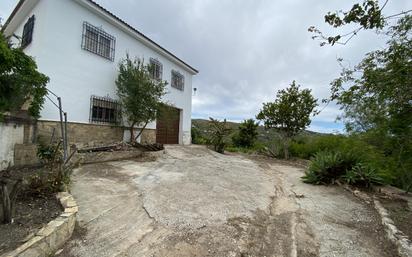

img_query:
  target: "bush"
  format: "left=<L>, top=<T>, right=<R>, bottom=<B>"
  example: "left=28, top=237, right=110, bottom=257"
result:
left=289, top=134, right=349, bottom=159
left=226, top=142, right=265, bottom=154
left=35, top=142, right=74, bottom=192
left=208, top=118, right=232, bottom=153
left=302, top=150, right=383, bottom=188
left=342, top=164, right=384, bottom=188
left=232, top=119, right=259, bottom=148
left=191, top=126, right=207, bottom=145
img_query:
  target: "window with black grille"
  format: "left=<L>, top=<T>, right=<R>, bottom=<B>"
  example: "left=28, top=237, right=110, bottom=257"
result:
left=82, top=22, right=116, bottom=61
left=89, top=95, right=121, bottom=124
left=21, top=15, right=35, bottom=48
left=149, top=58, right=163, bottom=81
left=171, top=70, right=184, bottom=91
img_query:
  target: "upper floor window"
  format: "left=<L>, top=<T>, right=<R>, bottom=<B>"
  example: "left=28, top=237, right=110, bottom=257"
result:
left=171, top=70, right=184, bottom=91
left=21, top=15, right=35, bottom=48
left=149, top=58, right=163, bottom=81
left=89, top=95, right=121, bottom=124
left=81, top=22, right=116, bottom=61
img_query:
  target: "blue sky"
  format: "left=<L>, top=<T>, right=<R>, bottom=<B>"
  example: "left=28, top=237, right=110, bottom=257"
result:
left=2, top=0, right=411, bottom=134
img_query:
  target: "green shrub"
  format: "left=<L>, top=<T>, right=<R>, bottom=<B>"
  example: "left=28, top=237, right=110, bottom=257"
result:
left=342, top=164, right=383, bottom=188
left=208, top=118, right=232, bottom=153
left=191, top=126, right=207, bottom=145
left=36, top=142, right=73, bottom=192
left=226, top=142, right=266, bottom=154
left=232, top=119, right=259, bottom=148
left=302, top=150, right=384, bottom=188
left=302, top=151, right=349, bottom=184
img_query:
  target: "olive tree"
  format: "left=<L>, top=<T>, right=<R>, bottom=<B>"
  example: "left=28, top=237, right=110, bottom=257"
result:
left=116, top=55, right=167, bottom=143
left=257, top=81, right=318, bottom=159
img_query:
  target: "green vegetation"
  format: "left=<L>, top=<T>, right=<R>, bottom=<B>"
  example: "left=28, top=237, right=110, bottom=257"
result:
left=192, top=1, right=411, bottom=192
left=302, top=151, right=383, bottom=188
left=257, top=81, right=318, bottom=159
left=0, top=32, right=49, bottom=119
left=232, top=119, right=259, bottom=148
left=116, top=55, right=167, bottom=143
left=35, top=142, right=76, bottom=193
left=207, top=118, right=232, bottom=154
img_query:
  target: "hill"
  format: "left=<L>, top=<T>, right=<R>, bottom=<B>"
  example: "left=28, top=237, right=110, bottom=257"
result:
left=192, top=119, right=323, bottom=143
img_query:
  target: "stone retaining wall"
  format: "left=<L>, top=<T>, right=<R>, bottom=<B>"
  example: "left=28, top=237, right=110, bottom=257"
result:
left=1, top=192, right=78, bottom=257
left=37, top=120, right=124, bottom=148
left=345, top=187, right=412, bottom=257
left=374, top=199, right=412, bottom=257
left=37, top=120, right=156, bottom=148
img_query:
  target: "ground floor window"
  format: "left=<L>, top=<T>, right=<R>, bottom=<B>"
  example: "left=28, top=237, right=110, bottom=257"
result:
left=89, top=95, right=121, bottom=124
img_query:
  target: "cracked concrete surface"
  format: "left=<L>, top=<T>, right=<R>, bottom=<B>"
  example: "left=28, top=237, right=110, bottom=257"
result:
left=57, top=145, right=397, bottom=257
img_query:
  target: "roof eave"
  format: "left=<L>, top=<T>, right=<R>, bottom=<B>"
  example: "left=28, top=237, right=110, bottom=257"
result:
left=76, top=0, right=198, bottom=75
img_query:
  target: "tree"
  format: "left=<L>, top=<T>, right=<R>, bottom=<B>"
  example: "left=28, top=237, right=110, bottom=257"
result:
left=329, top=15, right=412, bottom=192
left=116, top=55, right=167, bottom=143
left=232, top=119, right=259, bottom=148
left=0, top=32, right=49, bottom=119
left=309, top=0, right=411, bottom=46
left=257, top=81, right=318, bottom=159
left=208, top=118, right=232, bottom=154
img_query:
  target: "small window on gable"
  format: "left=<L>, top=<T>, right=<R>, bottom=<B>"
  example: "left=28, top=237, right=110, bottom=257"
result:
left=89, top=95, right=121, bottom=124
left=171, top=70, right=184, bottom=91
left=21, top=15, right=35, bottom=48
left=149, top=58, right=163, bottom=81
left=82, top=22, right=116, bottom=61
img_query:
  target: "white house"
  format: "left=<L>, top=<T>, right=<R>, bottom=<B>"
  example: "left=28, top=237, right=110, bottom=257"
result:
left=2, top=0, right=198, bottom=146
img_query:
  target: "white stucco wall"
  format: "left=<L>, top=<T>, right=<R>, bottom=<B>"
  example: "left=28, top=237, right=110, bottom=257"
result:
left=6, top=0, right=194, bottom=145
left=0, top=123, right=24, bottom=170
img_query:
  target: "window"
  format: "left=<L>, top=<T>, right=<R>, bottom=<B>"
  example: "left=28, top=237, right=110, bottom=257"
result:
left=82, top=22, right=116, bottom=61
left=149, top=58, right=163, bottom=81
left=171, top=70, right=184, bottom=91
left=21, top=15, right=35, bottom=48
left=89, top=95, right=121, bottom=124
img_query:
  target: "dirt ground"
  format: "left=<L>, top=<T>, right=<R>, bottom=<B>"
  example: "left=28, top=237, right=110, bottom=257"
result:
left=0, top=167, right=63, bottom=255
left=57, top=145, right=398, bottom=257
left=380, top=197, right=412, bottom=240
left=0, top=193, right=61, bottom=254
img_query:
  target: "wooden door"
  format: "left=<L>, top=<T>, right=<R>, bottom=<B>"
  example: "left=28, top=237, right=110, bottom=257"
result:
left=156, top=106, right=180, bottom=144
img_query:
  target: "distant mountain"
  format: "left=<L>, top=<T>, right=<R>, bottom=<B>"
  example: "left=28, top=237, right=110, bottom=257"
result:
left=192, top=119, right=323, bottom=143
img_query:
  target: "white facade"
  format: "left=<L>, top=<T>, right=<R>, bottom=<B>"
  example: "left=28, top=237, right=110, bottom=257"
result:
left=3, top=0, right=197, bottom=145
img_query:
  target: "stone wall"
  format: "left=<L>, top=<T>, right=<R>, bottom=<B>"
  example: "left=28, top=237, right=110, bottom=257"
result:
left=1, top=192, right=78, bottom=257
left=37, top=121, right=124, bottom=148
left=141, top=129, right=156, bottom=144
left=14, top=144, right=39, bottom=167
left=0, top=123, right=24, bottom=170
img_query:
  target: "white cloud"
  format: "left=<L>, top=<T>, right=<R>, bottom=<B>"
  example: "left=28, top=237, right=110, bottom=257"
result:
left=2, top=0, right=410, bottom=132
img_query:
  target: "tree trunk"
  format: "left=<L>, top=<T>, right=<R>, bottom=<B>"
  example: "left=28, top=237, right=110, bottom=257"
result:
left=283, top=137, right=290, bottom=159
left=284, top=145, right=289, bottom=159
left=134, top=122, right=149, bottom=143
left=1, top=180, right=21, bottom=224
left=130, top=121, right=137, bottom=144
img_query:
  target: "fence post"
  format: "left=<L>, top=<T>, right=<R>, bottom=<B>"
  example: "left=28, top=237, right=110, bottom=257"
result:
left=58, top=97, right=67, bottom=161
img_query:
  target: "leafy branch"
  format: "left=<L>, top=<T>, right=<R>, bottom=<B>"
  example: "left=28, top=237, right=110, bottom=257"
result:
left=309, top=0, right=412, bottom=46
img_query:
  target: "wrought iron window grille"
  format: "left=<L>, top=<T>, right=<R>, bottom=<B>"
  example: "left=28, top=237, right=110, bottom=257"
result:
left=171, top=70, right=184, bottom=91
left=89, top=95, right=121, bottom=124
left=149, top=58, right=163, bottom=81
left=82, top=22, right=116, bottom=61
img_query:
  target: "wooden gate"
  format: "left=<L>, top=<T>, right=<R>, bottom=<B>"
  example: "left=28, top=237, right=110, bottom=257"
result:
left=156, top=106, right=180, bottom=144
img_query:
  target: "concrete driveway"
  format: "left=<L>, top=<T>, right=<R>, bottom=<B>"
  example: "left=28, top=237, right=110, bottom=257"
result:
left=58, top=146, right=395, bottom=257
